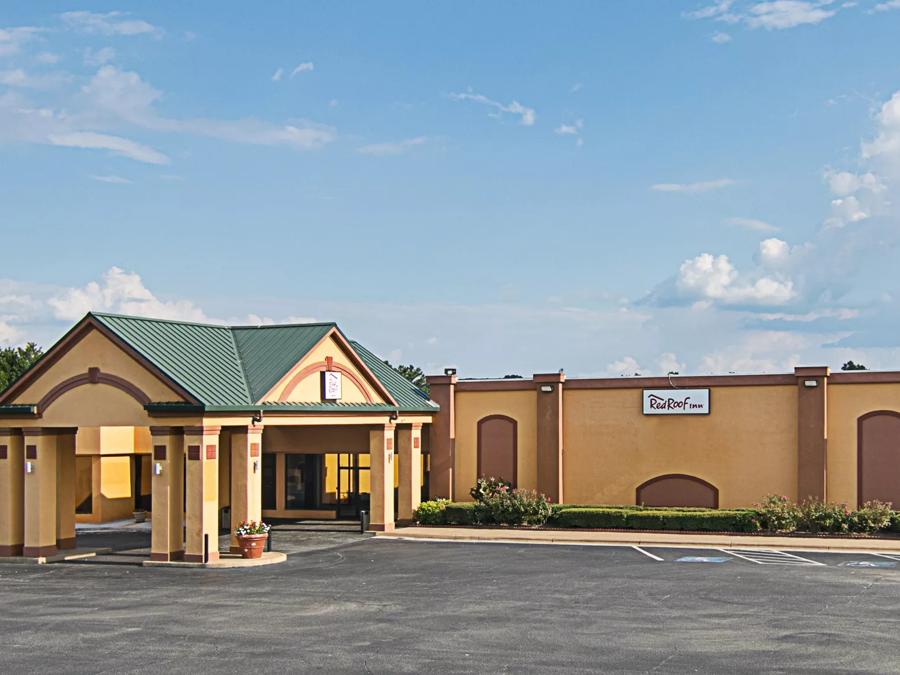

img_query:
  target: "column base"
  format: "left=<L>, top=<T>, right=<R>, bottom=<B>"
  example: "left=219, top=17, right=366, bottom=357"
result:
left=0, top=544, right=24, bottom=557
left=23, top=544, right=58, bottom=558
left=368, top=523, right=395, bottom=532
left=57, top=537, right=77, bottom=551
left=149, top=550, right=184, bottom=562
left=184, top=551, right=220, bottom=563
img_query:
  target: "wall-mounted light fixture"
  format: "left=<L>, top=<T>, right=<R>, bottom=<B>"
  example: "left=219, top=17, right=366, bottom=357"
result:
left=253, top=460, right=259, bottom=474
left=25, top=462, right=34, bottom=474
left=540, top=384, right=554, bottom=393
left=153, top=462, right=163, bottom=476
left=444, top=367, right=457, bottom=376
left=803, top=380, right=818, bottom=388
left=389, top=410, right=399, bottom=422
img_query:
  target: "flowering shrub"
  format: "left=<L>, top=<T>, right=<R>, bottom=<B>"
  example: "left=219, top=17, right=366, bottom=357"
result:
left=751, top=495, right=800, bottom=533
left=752, top=495, right=894, bottom=535
left=797, top=499, right=851, bottom=534
left=414, top=498, right=450, bottom=525
left=849, top=500, right=894, bottom=534
left=235, top=520, right=271, bottom=536
left=470, top=477, right=552, bottom=526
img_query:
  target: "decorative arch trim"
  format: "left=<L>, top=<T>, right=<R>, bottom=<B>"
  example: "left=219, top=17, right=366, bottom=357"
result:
left=635, top=473, right=719, bottom=509
left=856, top=410, right=900, bottom=509
left=277, top=361, right=375, bottom=403
left=37, top=367, right=152, bottom=413
left=476, top=414, right=518, bottom=486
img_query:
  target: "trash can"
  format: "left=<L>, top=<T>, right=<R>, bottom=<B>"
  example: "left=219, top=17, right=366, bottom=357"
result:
left=360, top=510, right=370, bottom=533
left=220, top=506, right=231, bottom=533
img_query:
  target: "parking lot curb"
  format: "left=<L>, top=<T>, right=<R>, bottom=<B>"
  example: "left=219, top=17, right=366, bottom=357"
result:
left=379, top=527, right=900, bottom=554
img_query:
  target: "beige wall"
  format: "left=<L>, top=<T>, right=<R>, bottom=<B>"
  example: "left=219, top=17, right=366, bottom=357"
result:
left=562, top=386, right=798, bottom=508
left=827, top=382, right=900, bottom=507
left=451, top=383, right=801, bottom=508
left=454, top=390, right=537, bottom=499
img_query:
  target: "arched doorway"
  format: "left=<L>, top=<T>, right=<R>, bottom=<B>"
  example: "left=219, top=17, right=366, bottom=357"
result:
left=636, top=474, right=719, bottom=508
left=857, top=411, right=900, bottom=508
left=477, top=415, right=517, bottom=486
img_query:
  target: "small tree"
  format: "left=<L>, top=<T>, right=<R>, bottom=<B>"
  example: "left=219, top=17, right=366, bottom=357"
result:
left=841, top=360, right=867, bottom=371
left=385, top=362, right=429, bottom=394
left=0, top=343, right=44, bottom=393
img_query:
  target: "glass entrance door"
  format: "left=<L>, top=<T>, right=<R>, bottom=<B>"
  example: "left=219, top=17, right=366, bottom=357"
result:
left=335, top=453, right=370, bottom=518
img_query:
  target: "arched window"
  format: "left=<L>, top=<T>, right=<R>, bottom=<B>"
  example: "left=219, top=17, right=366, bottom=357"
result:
left=857, top=411, right=900, bottom=508
left=636, top=474, right=719, bottom=508
left=477, top=415, right=517, bottom=486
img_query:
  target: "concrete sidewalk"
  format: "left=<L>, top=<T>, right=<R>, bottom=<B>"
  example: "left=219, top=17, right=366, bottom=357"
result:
left=379, top=525, right=900, bottom=553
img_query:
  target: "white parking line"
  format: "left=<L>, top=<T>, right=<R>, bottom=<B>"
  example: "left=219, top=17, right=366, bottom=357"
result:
left=718, top=548, right=825, bottom=566
left=870, top=553, right=900, bottom=562
left=631, top=545, right=663, bottom=561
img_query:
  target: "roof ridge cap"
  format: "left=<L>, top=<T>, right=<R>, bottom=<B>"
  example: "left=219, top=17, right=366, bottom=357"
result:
left=227, top=327, right=254, bottom=404
left=90, top=311, right=230, bottom=330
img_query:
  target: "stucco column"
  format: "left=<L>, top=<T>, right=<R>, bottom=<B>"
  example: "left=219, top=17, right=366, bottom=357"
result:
left=397, top=424, right=422, bottom=523
left=55, top=430, right=77, bottom=550
left=534, top=372, right=565, bottom=504
left=184, top=426, right=220, bottom=563
left=0, top=429, right=24, bottom=557
left=795, top=367, right=829, bottom=502
left=149, top=427, right=185, bottom=562
left=369, top=423, right=395, bottom=532
left=22, top=429, right=62, bottom=558
left=425, top=373, right=456, bottom=500
left=229, top=425, right=263, bottom=553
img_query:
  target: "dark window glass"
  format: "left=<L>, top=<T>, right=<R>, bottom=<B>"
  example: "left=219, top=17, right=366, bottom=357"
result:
left=262, top=454, right=277, bottom=510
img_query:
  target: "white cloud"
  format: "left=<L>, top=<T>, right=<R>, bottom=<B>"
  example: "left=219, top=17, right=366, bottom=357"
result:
left=0, top=68, right=69, bottom=89
left=711, top=31, right=733, bottom=42
left=48, top=131, right=170, bottom=164
left=290, top=62, right=314, bottom=78
left=79, top=65, right=336, bottom=151
left=745, top=1, right=838, bottom=29
left=83, top=46, right=116, bottom=66
left=554, top=119, right=584, bottom=146
left=60, top=11, right=161, bottom=38
left=825, top=169, right=884, bottom=196
left=47, top=267, right=208, bottom=323
left=35, top=52, right=60, bottom=64
left=90, top=174, right=132, bottom=184
left=651, top=178, right=736, bottom=193
left=686, top=0, right=842, bottom=30
left=357, top=136, right=428, bottom=156
left=862, top=91, right=900, bottom=174
left=0, top=27, right=43, bottom=57
left=570, top=82, right=583, bottom=93
left=658, top=352, right=685, bottom=374
left=873, top=0, right=900, bottom=10
left=449, top=89, right=536, bottom=126
left=271, top=67, right=283, bottom=82
left=674, top=250, right=796, bottom=305
left=726, top=216, right=779, bottom=232
left=606, top=356, right=642, bottom=376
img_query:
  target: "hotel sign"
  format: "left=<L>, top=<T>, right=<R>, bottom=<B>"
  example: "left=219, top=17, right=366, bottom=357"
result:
left=322, top=371, right=342, bottom=400
left=642, top=389, right=710, bottom=415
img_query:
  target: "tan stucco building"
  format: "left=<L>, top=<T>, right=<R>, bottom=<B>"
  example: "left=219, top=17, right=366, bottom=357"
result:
left=1, top=312, right=900, bottom=560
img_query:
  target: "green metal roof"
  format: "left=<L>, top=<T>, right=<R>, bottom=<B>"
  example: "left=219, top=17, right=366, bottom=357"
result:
left=350, top=341, right=437, bottom=413
left=84, top=312, right=436, bottom=414
left=232, top=323, right=335, bottom=402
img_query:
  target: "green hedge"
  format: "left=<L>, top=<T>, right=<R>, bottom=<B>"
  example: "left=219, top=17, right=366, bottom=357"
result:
left=416, top=500, right=897, bottom=534
left=444, top=502, right=476, bottom=525
left=550, top=507, right=754, bottom=532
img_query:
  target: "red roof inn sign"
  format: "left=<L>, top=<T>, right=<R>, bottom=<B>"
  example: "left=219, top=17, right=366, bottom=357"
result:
left=642, top=389, right=710, bottom=415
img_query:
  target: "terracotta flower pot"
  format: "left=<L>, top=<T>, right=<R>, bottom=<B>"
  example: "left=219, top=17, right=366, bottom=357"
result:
left=237, top=533, right=268, bottom=559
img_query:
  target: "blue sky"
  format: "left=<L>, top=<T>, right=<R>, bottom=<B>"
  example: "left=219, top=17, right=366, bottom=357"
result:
left=2, top=1, right=900, bottom=377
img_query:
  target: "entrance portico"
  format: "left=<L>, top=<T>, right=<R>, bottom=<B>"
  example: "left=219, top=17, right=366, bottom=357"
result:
left=0, top=312, right=437, bottom=560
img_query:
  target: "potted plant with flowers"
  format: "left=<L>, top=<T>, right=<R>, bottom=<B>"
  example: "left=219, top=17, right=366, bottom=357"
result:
left=234, top=520, right=271, bottom=559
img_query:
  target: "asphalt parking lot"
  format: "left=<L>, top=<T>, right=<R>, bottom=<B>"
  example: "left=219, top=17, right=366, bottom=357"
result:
left=1, top=535, right=899, bottom=674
